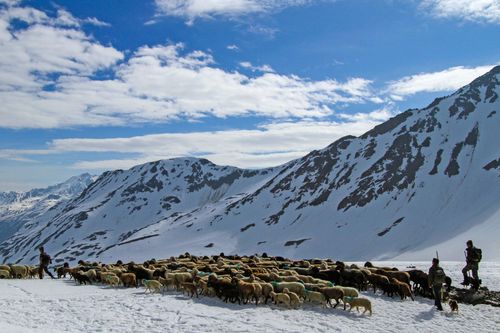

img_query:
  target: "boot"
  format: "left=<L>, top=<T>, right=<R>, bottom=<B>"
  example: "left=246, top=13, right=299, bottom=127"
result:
left=460, top=276, right=469, bottom=286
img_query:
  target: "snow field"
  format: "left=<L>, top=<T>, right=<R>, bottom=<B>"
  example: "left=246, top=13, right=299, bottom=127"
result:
left=0, top=261, right=499, bottom=333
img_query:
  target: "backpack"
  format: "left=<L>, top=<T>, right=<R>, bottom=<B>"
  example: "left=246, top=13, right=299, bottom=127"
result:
left=434, top=267, right=446, bottom=285
left=472, top=248, right=482, bottom=262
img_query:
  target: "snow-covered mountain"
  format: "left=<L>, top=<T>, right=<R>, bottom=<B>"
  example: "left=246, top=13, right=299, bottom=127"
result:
left=1, top=66, right=499, bottom=264
left=0, top=174, right=95, bottom=243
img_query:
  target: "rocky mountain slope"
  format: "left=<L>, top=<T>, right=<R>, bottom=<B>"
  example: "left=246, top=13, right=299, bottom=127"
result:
left=1, top=66, right=499, bottom=264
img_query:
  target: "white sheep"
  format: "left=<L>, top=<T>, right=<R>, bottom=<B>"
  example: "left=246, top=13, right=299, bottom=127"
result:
left=269, top=291, right=291, bottom=308
left=272, top=282, right=306, bottom=298
left=305, top=290, right=327, bottom=307
left=338, top=286, right=359, bottom=298
left=283, top=288, right=301, bottom=309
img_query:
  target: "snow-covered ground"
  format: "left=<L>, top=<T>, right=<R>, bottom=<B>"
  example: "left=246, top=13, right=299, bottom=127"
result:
left=0, top=262, right=499, bottom=333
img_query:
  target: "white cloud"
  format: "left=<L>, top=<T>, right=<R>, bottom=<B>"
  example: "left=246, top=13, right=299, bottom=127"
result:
left=0, top=3, right=377, bottom=129
left=239, top=61, right=274, bottom=72
left=154, top=0, right=316, bottom=24
left=421, top=0, right=500, bottom=24
left=227, top=44, right=239, bottom=51
left=2, top=112, right=392, bottom=170
left=385, top=65, right=496, bottom=99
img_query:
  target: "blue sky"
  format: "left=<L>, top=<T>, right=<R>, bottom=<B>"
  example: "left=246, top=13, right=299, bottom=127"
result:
left=0, top=0, right=499, bottom=191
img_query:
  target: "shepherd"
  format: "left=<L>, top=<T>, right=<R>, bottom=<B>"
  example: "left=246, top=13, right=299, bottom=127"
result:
left=461, top=240, right=482, bottom=286
left=38, top=246, right=55, bottom=279
left=428, top=258, right=445, bottom=311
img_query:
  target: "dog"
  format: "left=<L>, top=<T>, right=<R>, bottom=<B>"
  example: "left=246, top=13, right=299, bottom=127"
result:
left=449, top=300, right=459, bottom=313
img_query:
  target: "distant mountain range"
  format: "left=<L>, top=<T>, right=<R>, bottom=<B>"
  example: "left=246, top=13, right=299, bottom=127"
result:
left=1, top=66, right=499, bottom=264
left=0, top=174, right=95, bottom=243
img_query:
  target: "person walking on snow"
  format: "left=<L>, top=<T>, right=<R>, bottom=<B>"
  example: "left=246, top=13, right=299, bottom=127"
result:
left=428, top=258, right=445, bottom=311
left=38, top=246, right=55, bottom=279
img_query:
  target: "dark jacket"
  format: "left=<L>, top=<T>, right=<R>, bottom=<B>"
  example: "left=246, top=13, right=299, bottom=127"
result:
left=40, top=252, right=51, bottom=266
left=428, top=265, right=446, bottom=286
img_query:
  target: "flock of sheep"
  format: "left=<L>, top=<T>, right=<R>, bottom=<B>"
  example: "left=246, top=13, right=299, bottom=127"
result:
left=1, top=253, right=450, bottom=316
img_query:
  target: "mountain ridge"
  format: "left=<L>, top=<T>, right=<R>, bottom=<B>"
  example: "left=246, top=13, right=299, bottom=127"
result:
left=1, top=66, right=499, bottom=264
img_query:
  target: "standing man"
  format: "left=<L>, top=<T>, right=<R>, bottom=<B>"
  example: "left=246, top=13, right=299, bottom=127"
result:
left=38, top=246, right=55, bottom=279
left=428, top=258, right=445, bottom=311
left=461, top=240, right=481, bottom=285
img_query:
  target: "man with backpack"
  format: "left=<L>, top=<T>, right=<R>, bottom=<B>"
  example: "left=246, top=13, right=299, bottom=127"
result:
left=38, top=246, right=55, bottom=279
left=461, top=240, right=481, bottom=286
left=428, top=258, right=445, bottom=311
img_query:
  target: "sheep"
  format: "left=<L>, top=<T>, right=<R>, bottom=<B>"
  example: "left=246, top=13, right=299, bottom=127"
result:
left=27, top=267, right=38, bottom=279
left=269, top=291, right=290, bottom=308
left=272, top=282, right=306, bottom=298
left=192, top=276, right=216, bottom=297
left=389, top=278, right=414, bottom=301
left=320, top=287, right=344, bottom=308
left=337, top=286, right=359, bottom=298
left=106, top=275, right=120, bottom=287
left=0, top=265, right=10, bottom=272
left=256, top=282, right=274, bottom=304
left=337, top=268, right=367, bottom=290
left=0, top=269, right=10, bottom=279
left=74, top=272, right=91, bottom=285
left=100, top=272, right=117, bottom=284
left=159, top=276, right=176, bottom=291
left=9, top=265, right=28, bottom=279
left=170, top=272, right=193, bottom=290
left=296, top=275, right=315, bottom=283
left=283, top=288, right=301, bottom=309
left=279, top=275, right=300, bottom=283
left=309, top=267, right=342, bottom=286
left=84, top=269, right=97, bottom=282
left=407, top=269, right=431, bottom=296
left=367, top=273, right=390, bottom=293
left=380, top=280, right=400, bottom=298
left=127, top=264, right=154, bottom=286
left=120, top=273, right=137, bottom=288
left=305, top=290, right=327, bottom=307
left=143, top=279, right=162, bottom=293
left=376, top=270, right=410, bottom=285
left=181, top=282, right=198, bottom=298
left=232, top=277, right=259, bottom=305
left=207, top=275, right=241, bottom=304
left=343, top=296, right=372, bottom=315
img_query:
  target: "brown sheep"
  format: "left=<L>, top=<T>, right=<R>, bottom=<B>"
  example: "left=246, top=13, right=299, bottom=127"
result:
left=181, top=282, right=199, bottom=298
left=376, top=269, right=410, bottom=285
left=389, top=278, right=414, bottom=301
left=320, top=287, right=344, bottom=308
left=120, top=273, right=137, bottom=288
left=232, top=278, right=258, bottom=305
left=367, top=273, right=390, bottom=293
